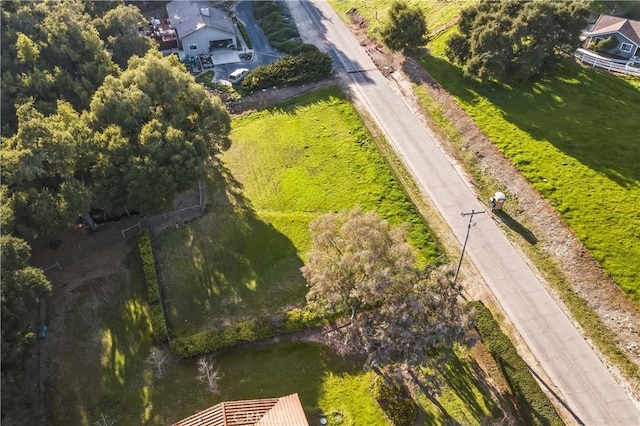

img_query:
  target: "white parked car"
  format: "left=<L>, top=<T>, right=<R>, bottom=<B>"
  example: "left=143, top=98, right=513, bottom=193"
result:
left=229, top=68, right=249, bottom=84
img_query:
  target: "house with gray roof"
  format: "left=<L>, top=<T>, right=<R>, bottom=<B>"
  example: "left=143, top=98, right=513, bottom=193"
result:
left=166, top=1, right=238, bottom=56
left=583, top=14, right=640, bottom=60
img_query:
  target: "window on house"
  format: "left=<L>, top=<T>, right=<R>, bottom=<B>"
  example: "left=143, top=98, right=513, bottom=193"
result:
left=620, top=43, right=633, bottom=53
left=189, top=43, right=198, bottom=51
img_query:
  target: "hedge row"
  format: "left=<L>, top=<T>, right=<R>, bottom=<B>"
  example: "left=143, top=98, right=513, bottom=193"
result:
left=252, top=1, right=282, bottom=21
left=170, top=308, right=333, bottom=358
left=241, top=50, right=332, bottom=91
left=235, top=20, right=253, bottom=50
left=471, top=301, right=563, bottom=426
left=252, top=1, right=310, bottom=55
left=138, top=230, right=168, bottom=342
left=373, top=376, right=417, bottom=426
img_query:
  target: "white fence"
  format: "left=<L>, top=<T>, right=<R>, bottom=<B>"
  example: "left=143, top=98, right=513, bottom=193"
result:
left=574, top=48, right=640, bottom=77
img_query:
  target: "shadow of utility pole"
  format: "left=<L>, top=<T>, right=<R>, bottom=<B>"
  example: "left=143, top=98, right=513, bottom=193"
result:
left=493, top=211, right=538, bottom=245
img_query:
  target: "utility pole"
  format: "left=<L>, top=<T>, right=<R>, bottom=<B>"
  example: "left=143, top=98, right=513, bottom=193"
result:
left=453, top=209, right=485, bottom=286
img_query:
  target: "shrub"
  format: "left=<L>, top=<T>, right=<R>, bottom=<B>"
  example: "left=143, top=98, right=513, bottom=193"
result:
left=236, top=21, right=252, bottom=49
left=150, top=303, right=168, bottom=341
left=169, top=308, right=337, bottom=357
left=138, top=230, right=159, bottom=303
left=263, top=11, right=288, bottom=30
left=595, top=35, right=618, bottom=52
left=373, top=376, right=417, bottom=426
left=471, top=301, right=563, bottom=426
left=269, top=27, right=299, bottom=43
left=170, top=317, right=275, bottom=357
left=138, top=230, right=169, bottom=341
left=252, top=1, right=281, bottom=20
left=283, top=308, right=327, bottom=332
left=241, top=50, right=332, bottom=91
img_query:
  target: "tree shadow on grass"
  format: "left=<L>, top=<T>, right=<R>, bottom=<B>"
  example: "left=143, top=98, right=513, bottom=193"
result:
left=442, top=354, right=513, bottom=424
left=416, top=54, right=640, bottom=188
left=157, top=161, right=307, bottom=337
left=493, top=210, right=538, bottom=245
left=46, top=251, right=154, bottom=425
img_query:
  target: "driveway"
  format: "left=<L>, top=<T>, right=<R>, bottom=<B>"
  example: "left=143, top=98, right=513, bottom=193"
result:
left=212, top=0, right=283, bottom=83
left=290, top=1, right=640, bottom=424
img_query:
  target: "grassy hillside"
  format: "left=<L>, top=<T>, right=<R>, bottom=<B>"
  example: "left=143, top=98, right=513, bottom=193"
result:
left=157, top=88, right=441, bottom=337
left=423, top=29, right=640, bottom=301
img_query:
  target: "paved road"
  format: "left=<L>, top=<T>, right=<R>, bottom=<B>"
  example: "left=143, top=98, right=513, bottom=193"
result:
left=292, top=1, right=640, bottom=424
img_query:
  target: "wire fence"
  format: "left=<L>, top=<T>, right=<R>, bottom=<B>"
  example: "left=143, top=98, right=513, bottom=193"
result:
left=120, top=179, right=206, bottom=239
left=120, top=204, right=202, bottom=239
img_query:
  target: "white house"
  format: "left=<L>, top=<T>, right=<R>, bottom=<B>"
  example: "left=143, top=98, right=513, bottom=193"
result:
left=166, top=1, right=237, bottom=56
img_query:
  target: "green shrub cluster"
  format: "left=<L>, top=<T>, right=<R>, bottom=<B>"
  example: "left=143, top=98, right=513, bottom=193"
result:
left=252, top=1, right=283, bottom=20
left=471, top=301, right=562, bottom=426
left=372, top=376, right=418, bottom=426
left=138, top=230, right=168, bottom=342
left=170, top=308, right=331, bottom=357
left=241, top=51, right=332, bottom=91
left=252, top=1, right=316, bottom=55
left=235, top=20, right=253, bottom=49
left=590, top=35, right=618, bottom=52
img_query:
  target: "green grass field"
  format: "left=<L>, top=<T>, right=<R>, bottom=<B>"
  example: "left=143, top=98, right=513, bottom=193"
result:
left=421, top=31, right=640, bottom=301
left=45, top=249, right=500, bottom=425
left=157, top=88, right=441, bottom=337
left=329, top=0, right=474, bottom=38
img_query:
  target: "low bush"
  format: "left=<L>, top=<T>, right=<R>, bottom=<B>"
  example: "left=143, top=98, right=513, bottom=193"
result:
left=169, top=308, right=335, bottom=357
left=471, top=301, right=562, bottom=426
left=252, top=1, right=281, bottom=20
left=373, top=376, right=418, bottom=426
left=170, top=317, right=277, bottom=357
left=269, top=27, right=299, bottom=43
left=242, top=50, right=332, bottom=91
left=150, top=303, right=168, bottom=341
left=138, top=230, right=168, bottom=341
left=236, top=21, right=252, bottom=49
left=138, top=230, right=159, bottom=303
left=263, top=11, right=288, bottom=30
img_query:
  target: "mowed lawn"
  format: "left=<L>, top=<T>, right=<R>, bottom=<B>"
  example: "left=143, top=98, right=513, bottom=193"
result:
left=157, top=87, right=440, bottom=337
left=422, top=29, right=640, bottom=302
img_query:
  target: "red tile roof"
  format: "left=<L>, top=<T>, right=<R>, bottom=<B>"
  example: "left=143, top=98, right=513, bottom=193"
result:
left=589, top=15, right=640, bottom=47
left=173, top=394, right=309, bottom=426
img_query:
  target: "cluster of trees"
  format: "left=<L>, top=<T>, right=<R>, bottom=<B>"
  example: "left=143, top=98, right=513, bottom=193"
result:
left=446, top=0, right=590, bottom=83
left=1, top=2, right=230, bottom=421
left=2, top=2, right=230, bottom=238
left=301, top=209, right=469, bottom=380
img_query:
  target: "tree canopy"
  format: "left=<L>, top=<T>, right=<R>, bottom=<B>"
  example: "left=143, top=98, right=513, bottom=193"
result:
left=1, top=235, right=51, bottom=371
left=446, top=0, right=590, bottom=83
left=1, top=0, right=120, bottom=131
left=380, top=1, right=428, bottom=52
left=89, top=52, right=230, bottom=213
left=1, top=51, right=231, bottom=235
left=93, top=4, right=154, bottom=68
left=301, top=209, right=469, bottom=376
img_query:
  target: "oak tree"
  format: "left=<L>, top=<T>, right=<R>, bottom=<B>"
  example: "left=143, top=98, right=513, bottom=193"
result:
left=301, top=209, right=469, bottom=376
left=89, top=51, right=231, bottom=213
left=446, top=0, right=589, bottom=83
left=380, top=1, right=428, bottom=52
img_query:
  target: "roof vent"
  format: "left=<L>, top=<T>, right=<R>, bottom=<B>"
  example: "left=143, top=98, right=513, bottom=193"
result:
left=201, top=7, right=210, bottom=17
